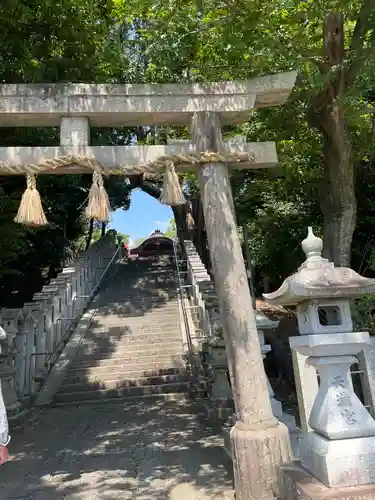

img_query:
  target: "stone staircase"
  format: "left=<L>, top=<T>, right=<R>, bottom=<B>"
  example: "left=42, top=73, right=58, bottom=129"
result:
left=54, top=255, right=191, bottom=404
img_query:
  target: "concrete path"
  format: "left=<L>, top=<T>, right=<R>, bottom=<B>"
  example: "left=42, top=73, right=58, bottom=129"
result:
left=0, top=398, right=234, bottom=499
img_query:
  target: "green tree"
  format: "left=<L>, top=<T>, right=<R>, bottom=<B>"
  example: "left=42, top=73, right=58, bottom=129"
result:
left=113, top=0, right=375, bottom=268
left=164, top=218, right=177, bottom=237
left=0, top=0, right=132, bottom=306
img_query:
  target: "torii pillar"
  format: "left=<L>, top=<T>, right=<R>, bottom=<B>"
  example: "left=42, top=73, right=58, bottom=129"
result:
left=190, top=76, right=296, bottom=499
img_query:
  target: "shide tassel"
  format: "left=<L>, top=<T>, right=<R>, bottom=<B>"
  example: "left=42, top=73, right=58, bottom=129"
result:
left=85, top=169, right=111, bottom=222
left=14, top=173, right=48, bottom=226
left=159, top=162, right=186, bottom=206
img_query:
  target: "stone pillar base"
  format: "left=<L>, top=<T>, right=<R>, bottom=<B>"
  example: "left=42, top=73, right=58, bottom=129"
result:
left=8, top=403, right=28, bottom=427
left=300, top=431, right=375, bottom=488
left=204, top=397, right=234, bottom=421
left=224, top=414, right=300, bottom=461
left=231, top=421, right=292, bottom=500
left=279, top=461, right=375, bottom=500
left=1, top=374, right=28, bottom=426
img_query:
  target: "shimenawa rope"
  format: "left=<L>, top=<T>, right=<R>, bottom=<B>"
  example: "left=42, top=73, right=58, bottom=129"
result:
left=5, top=150, right=254, bottom=226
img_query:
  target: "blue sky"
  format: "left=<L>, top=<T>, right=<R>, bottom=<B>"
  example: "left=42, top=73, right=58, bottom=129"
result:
left=108, top=188, right=173, bottom=245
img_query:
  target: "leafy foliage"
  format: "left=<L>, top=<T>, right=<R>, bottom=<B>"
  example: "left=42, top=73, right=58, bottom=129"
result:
left=111, top=0, right=375, bottom=280
left=0, top=0, right=132, bottom=307
left=164, top=219, right=177, bottom=237
left=3, top=0, right=375, bottom=310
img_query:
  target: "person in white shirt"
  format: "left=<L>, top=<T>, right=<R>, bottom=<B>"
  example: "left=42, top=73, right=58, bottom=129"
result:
left=0, top=326, right=10, bottom=465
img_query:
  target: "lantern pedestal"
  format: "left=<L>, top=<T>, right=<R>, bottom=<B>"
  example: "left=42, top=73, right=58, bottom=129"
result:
left=280, top=461, right=375, bottom=500
left=300, top=432, right=375, bottom=488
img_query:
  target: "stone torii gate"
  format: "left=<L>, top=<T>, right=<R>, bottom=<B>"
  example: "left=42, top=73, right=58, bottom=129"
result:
left=0, top=71, right=296, bottom=500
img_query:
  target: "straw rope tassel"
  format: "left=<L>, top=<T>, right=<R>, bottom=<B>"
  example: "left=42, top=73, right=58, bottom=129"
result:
left=14, top=173, right=48, bottom=226
left=85, top=170, right=111, bottom=222
left=159, top=162, right=186, bottom=206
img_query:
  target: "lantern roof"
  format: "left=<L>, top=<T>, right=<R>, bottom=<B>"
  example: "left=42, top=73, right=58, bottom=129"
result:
left=263, top=227, right=375, bottom=306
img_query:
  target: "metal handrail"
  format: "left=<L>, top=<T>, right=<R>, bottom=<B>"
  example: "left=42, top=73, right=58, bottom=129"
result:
left=172, top=240, right=193, bottom=353
left=24, top=243, right=121, bottom=396
left=74, top=247, right=120, bottom=304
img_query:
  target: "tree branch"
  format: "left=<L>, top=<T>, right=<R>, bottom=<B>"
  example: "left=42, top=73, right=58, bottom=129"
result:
left=345, top=0, right=375, bottom=87
left=140, top=182, right=162, bottom=199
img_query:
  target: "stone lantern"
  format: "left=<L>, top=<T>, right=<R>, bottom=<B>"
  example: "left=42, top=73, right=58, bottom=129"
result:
left=264, top=227, right=375, bottom=490
left=255, top=310, right=283, bottom=419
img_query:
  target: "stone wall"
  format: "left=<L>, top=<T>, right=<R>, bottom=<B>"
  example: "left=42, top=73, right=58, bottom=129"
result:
left=0, top=231, right=118, bottom=422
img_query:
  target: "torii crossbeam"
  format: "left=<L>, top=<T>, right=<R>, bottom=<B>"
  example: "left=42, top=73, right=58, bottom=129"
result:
left=0, top=71, right=296, bottom=227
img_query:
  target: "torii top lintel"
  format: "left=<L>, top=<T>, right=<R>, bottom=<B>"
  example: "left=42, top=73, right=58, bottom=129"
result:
left=0, top=71, right=297, bottom=127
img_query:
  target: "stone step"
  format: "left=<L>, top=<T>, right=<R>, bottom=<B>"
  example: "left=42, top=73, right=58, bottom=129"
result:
left=85, top=327, right=181, bottom=337
left=102, top=285, right=177, bottom=291
left=118, top=273, right=176, bottom=279
left=65, top=366, right=186, bottom=383
left=74, top=344, right=182, bottom=361
left=95, top=298, right=178, bottom=306
left=70, top=354, right=185, bottom=369
left=95, top=299, right=179, bottom=308
left=104, top=278, right=176, bottom=284
left=90, top=318, right=180, bottom=327
left=90, top=313, right=180, bottom=322
left=55, top=381, right=191, bottom=403
left=52, top=392, right=190, bottom=408
left=92, top=310, right=180, bottom=321
left=94, top=296, right=179, bottom=304
left=78, top=337, right=182, bottom=350
left=87, top=328, right=181, bottom=338
left=60, top=373, right=191, bottom=393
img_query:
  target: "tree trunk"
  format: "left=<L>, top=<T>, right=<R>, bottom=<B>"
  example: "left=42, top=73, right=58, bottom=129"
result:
left=313, top=105, right=355, bottom=266
left=191, top=197, right=211, bottom=272
left=85, top=218, right=94, bottom=250
left=308, top=13, right=356, bottom=266
left=171, top=203, right=195, bottom=243
left=101, top=222, right=106, bottom=238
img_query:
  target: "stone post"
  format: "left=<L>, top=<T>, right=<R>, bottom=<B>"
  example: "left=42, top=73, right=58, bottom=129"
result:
left=84, top=253, right=94, bottom=298
left=21, top=311, right=37, bottom=397
left=32, top=293, right=54, bottom=369
left=12, top=311, right=27, bottom=398
left=48, top=278, right=69, bottom=340
left=73, top=257, right=88, bottom=315
left=191, top=111, right=291, bottom=500
left=0, top=312, right=24, bottom=421
left=22, top=303, right=46, bottom=390
left=42, top=285, right=61, bottom=350
left=61, top=267, right=76, bottom=322
left=256, top=314, right=283, bottom=419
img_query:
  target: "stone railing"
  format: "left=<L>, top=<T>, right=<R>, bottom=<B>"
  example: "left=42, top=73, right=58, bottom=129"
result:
left=184, top=240, right=233, bottom=418
left=184, top=240, right=222, bottom=341
left=0, top=230, right=118, bottom=422
left=184, top=240, right=297, bottom=432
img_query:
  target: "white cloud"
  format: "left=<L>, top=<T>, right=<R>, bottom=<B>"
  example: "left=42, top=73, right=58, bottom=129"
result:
left=154, top=220, right=169, bottom=231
